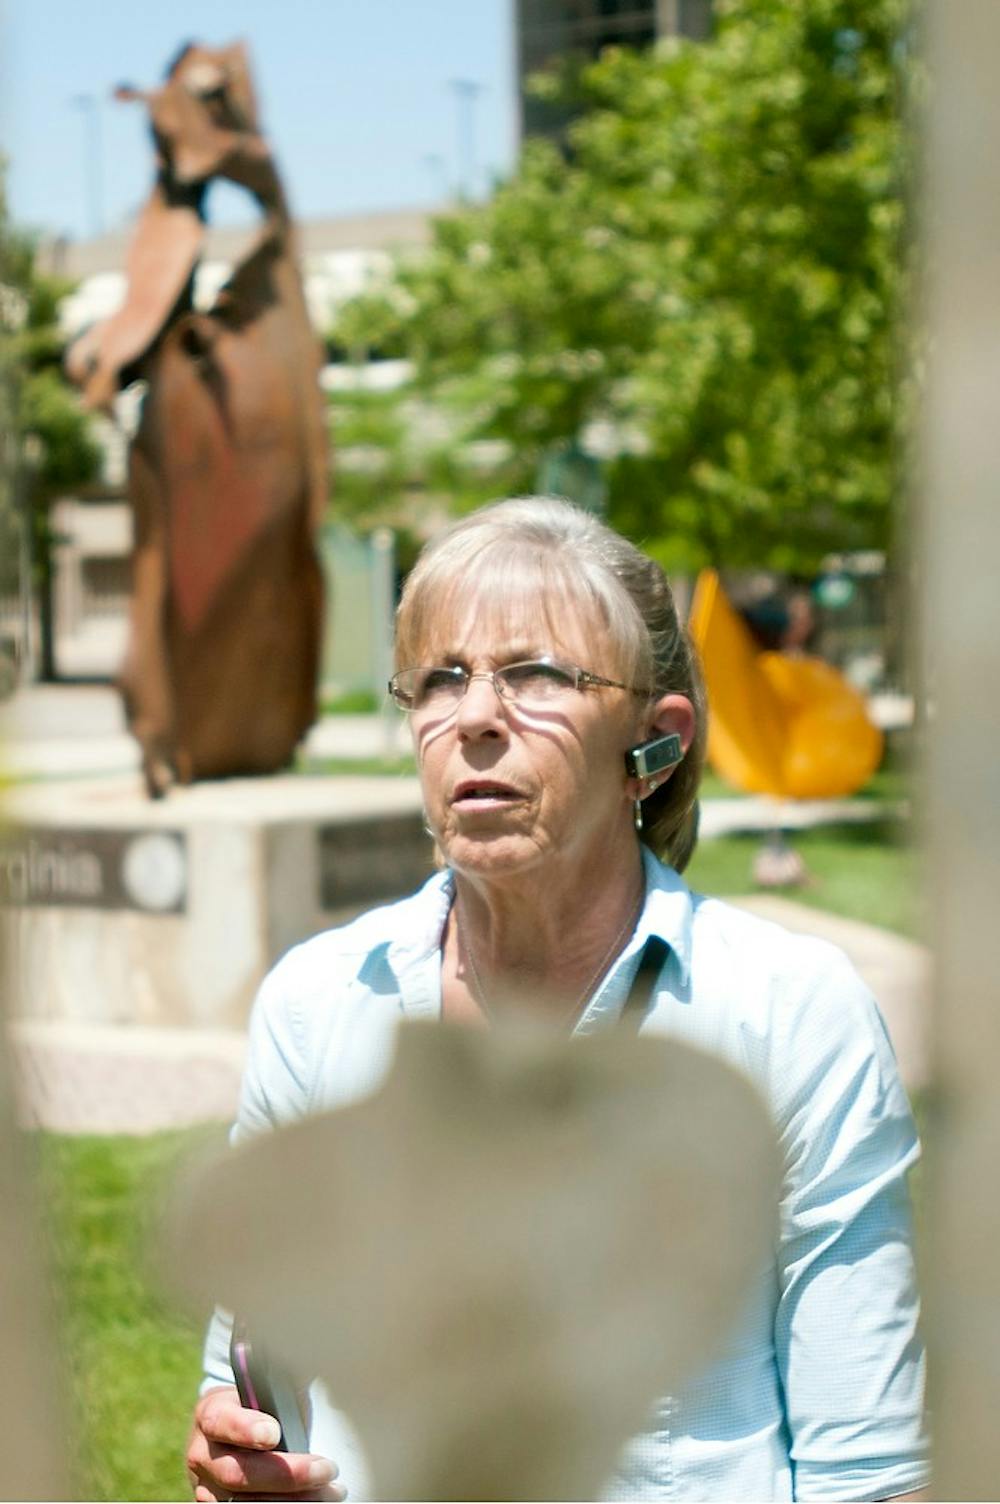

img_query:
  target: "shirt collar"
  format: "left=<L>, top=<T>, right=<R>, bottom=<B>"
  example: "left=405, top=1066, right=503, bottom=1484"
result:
left=635, top=845, right=694, bottom=987
left=383, top=867, right=453, bottom=977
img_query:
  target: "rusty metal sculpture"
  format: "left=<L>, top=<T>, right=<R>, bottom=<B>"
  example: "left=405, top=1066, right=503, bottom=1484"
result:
left=67, top=42, right=326, bottom=796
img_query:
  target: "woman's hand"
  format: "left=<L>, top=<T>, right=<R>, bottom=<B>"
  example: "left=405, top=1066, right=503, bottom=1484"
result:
left=186, top=1385, right=345, bottom=1501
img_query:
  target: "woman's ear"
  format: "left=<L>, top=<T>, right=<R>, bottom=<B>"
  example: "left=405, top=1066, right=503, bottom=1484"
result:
left=641, top=693, right=696, bottom=753
left=625, top=693, right=697, bottom=801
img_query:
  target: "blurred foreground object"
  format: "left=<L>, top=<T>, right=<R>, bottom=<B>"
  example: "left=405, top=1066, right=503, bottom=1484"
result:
left=919, top=3, right=1000, bottom=1496
left=163, top=1021, right=779, bottom=1502
left=66, top=42, right=326, bottom=797
left=689, top=567, right=882, bottom=799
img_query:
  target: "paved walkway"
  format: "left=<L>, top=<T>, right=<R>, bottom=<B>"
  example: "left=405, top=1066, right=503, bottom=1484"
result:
left=8, top=1019, right=247, bottom=1135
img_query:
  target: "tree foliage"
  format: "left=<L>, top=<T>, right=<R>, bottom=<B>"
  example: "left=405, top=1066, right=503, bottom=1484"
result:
left=334, top=0, right=914, bottom=571
left=1, top=174, right=102, bottom=502
left=1, top=166, right=101, bottom=675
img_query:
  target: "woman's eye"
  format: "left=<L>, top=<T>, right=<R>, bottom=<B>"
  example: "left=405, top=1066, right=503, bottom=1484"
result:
left=503, top=662, right=576, bottom=695
left=421, top=667, right=465, bottom=698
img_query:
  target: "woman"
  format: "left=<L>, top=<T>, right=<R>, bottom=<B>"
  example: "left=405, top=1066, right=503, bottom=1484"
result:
left=187, top=497, right=929, bottom=1502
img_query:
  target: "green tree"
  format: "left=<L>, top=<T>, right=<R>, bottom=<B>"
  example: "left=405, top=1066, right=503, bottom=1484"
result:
left=333, top=0, right=913, bottom=573
left=1, top=167, right=101, bottom=680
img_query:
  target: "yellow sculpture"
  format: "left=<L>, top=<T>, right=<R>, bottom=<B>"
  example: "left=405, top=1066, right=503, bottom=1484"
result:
left=688, top=569, right=882, bottom=800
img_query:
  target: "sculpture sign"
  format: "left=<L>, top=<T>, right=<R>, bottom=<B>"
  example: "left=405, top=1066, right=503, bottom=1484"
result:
left=0, top=827, right=187, bottom=912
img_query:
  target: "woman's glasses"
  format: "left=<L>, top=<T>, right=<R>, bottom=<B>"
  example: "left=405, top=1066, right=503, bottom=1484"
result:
left=388, top=657, right=649, bottom=714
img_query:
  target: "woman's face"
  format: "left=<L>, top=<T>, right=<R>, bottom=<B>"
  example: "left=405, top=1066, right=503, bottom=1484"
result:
left=408, top=593, right=643, bottom=885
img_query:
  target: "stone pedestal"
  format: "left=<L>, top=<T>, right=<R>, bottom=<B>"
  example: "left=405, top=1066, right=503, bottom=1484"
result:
left=1, top=774, right=429, bottom=1031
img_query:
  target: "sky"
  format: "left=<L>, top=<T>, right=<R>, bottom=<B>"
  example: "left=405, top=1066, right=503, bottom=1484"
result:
left=1, top=0, right=518, bottom=242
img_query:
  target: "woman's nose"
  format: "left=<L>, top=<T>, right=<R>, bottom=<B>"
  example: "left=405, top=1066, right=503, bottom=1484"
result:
left=455, top=673, right=507, bottom=737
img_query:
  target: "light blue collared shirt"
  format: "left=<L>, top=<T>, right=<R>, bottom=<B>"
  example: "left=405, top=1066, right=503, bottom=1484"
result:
left=203, top=850, right=929, bottom=1501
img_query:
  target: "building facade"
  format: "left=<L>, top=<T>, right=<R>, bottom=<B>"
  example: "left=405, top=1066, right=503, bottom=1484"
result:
left=517, top=0, right=714, bottom=138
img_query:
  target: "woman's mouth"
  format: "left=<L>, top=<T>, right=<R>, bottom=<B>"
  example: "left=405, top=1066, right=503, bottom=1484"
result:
left=451, top=780, right=524, bottom=806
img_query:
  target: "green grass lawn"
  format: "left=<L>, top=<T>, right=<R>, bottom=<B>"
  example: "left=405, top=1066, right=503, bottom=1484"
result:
left=38, top=1128, right=224, bottom=1501
left=686, top=817, right=921, bottom=938
left=320, top=688, right=381, bottom=715
left=294, top=749, right=418, bottom=777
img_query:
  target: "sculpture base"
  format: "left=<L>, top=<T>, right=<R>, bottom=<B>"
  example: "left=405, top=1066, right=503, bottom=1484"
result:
left=1, top=774, right=429, bottom=1031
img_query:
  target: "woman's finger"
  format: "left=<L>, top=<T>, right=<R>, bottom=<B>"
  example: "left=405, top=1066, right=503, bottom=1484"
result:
left=201, top=1441, right=339, bottom=1498
left=196, top=1387, right=283, bottom=1450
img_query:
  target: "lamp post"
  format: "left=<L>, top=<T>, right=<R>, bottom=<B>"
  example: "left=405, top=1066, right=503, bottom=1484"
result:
left=447, top=78, right=483, bottom=200
left=537, top=439, right=608, bottom=517
left=371, top=527, right=398, bottom=759
left=18, top=435, right=43, bottom=685
left=71, top=93, right=104, bottom=238
left=421, top=153, right=449, bottom=205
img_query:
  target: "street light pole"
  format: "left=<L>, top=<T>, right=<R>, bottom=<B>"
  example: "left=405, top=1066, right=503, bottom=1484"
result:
left=370, top=527, right=398, bottom=760
left=71, top=93, right=104, bottom=238
left=421, top=153, right=449, bottom=205
left=18, top=435, right=43, bottom=685
left=447, top=78, right=483, bottom=200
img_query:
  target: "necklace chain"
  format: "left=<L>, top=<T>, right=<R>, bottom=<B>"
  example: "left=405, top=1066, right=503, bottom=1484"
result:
left=455, top=891, right=642, bottom=1030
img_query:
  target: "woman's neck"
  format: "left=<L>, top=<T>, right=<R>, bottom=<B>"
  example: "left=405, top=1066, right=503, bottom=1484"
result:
left=449, top=844, right=646, bottom=1023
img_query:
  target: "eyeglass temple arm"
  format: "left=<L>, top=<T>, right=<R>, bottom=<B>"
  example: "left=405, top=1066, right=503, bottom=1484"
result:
left=581, top=670, right=652, bottom=695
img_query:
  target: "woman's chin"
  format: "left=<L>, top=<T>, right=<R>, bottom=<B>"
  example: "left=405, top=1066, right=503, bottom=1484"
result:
left=439, top=829, right=546, bottom=880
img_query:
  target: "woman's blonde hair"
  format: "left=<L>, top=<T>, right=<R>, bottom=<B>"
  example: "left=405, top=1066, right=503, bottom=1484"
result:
left=394, top=496, right=707, bottom=871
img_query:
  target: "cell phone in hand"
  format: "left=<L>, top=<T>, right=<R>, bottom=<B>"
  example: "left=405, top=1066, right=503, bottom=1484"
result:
left=229, top=1320, right=310, bottom=1455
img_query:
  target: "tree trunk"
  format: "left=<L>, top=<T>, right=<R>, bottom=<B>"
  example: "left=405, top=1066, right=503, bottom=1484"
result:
left=34, top=505, right=57, bottom=683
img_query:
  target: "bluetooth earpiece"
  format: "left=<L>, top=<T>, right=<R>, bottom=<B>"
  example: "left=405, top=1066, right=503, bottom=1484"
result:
left=624, top=732, right=684, bottom=780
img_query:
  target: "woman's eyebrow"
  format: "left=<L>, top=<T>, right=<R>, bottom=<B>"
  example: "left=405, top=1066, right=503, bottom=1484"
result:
left=499, top=643, right=550, bottom=662
left=417, top=648, right=470, bottom=667
left=431, top=642, right=552, bottom=666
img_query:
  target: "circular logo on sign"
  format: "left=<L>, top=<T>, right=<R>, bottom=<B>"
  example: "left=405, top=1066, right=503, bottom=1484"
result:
left=121, top=833, right=186, bottom=912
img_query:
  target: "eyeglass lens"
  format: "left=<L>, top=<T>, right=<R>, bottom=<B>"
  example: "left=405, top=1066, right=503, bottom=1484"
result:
left=393, top=660, right=580, bottom=711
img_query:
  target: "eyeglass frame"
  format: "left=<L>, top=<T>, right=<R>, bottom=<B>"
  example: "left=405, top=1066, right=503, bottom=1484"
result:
left=387, top=656, right=653, bottom=714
